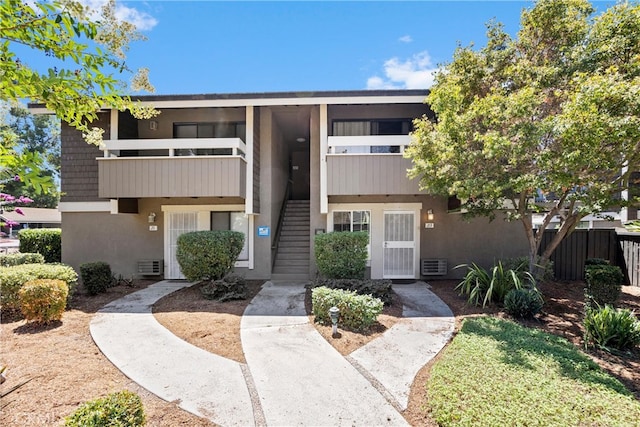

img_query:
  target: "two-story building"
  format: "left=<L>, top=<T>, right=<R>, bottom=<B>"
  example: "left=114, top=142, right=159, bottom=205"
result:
left=47, top=90, right=528, bottom=281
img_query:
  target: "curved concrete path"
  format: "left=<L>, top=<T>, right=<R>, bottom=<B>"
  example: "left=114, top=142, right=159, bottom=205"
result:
left=90, top=280, right=454, bottom=426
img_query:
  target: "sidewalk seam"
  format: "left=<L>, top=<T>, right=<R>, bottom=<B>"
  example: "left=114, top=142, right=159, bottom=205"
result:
left=240, top=363, right=266, bottom=427
left=345, top=355, right=404, bottom=413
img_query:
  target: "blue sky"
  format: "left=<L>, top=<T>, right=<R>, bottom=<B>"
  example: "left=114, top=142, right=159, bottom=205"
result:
left=35, top=1, right=618, bottom=95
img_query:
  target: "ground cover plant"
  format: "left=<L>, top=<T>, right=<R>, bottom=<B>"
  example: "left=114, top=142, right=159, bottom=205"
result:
left=427, top=316, right=640, bottom=426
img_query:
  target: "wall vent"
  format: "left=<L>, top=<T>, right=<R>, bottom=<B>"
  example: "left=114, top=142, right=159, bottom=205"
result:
left=138, top=259, right=163, bottom=275
left=421, top=258, right=447, bottom=276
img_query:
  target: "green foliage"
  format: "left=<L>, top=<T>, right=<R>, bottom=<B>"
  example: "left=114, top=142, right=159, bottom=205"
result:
left=200, top=274, right=247, bottom=302
left=455, top=262, right=536, bottom=307
left=1, top=106, right=61, bottom=206
left=64, top=390, right=146, bottom=427
left=623, top=220, right=640, bottom=232
left=314, top=231, right=369, bottom=279
left=427, top=316, right=640, bottom=426
left=80, top=262, right=112, bottom=296
left=18, top=228, right=61, bottom=263
left=0, top=0, right=158, bottom=143
left=176, top=230, right=244, bottom=282
left=0, top=252, right=44, bottom=267
left=584, top=264, right=624, bottom=308
left=311, top=286, right=383, bottom=332
left=309, top=278, right=393, bottom=306
left=0, top=263, right=77, bottom=311
left=585, top=258, right=611, bottom=266
left=407, top=0, right=640, bottom=274
left=18, top=278, right=68, bottom=323
left=503, top=256, right=555, bottom=282
left=504, top=288, right=544, bottom=318
left=584, top=305, right=640, bottom=352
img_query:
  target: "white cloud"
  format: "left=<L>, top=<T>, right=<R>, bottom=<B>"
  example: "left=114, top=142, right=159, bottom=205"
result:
left=81, top=0, right=158, bottom=31
left=366, top=51, right=439, bottom=90
left=114, top=4, right=158, bottom=31
left=399, top=35, right=413, bottom=43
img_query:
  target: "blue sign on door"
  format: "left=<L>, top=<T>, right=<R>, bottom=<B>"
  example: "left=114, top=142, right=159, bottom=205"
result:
left=257, top=226, right=270, bottom=237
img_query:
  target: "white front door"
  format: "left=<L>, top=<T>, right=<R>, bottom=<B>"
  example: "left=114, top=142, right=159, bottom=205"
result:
left=383, top=211, right=416, bottom=279
left=166, top=212, right=198, bottom=279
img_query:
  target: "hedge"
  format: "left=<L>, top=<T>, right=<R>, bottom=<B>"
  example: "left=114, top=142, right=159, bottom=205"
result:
left=19, top=279, right=69, bottom=323
left=0, top=263, right=78, bottom=311
left=18, top=228, right=62, bottom=263
left=311, top=286, right=383, bottom=331
left=176, top=230, right=244, bottom=281
left=314, top=231, right=369, bottom=279
left=0, top=252, right=45, bottom=267
left=80, top=262, right=112, bottom=296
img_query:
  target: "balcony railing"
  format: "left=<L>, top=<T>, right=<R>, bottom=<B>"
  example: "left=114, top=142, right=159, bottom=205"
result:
left=100, top=138, right=246, bottom=158
left=326, top=135, right=421, bottom=195
left=327, top=135, right=409, bottom=154
left=97, top=138, right=247, bottom=199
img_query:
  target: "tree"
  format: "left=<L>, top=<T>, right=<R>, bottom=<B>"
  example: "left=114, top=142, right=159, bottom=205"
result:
left=0, top=0, right=157, bottom=144
left=407, top=0, right=640, bottom=275
left=2, top=105, right=60, bottom=207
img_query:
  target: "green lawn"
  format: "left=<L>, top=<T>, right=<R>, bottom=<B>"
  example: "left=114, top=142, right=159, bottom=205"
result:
left=427, top=316, right=640, bottom=426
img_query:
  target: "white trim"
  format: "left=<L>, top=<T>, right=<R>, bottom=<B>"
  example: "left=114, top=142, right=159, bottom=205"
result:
left=320, top=104, right=328, bottom=214
left=160, top=204, right=253, bottom=271
left=132, top=95, right=426, bottom=109
left=245, top=106, right=254, bottom=214
left=161, top=204, right=245, bottom=213
left=110, top=109, right=119, bottom=141
left=327, top=202, right=421, bottom=279
left=101, top=138, right=246, bottom=154
left=58, top=201, right=112, bottom=212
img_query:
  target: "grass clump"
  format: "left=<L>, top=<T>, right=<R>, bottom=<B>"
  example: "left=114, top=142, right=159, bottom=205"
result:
left=427, top=316, right=640, bottom=426
left=64, top=390, right=145, bottom=426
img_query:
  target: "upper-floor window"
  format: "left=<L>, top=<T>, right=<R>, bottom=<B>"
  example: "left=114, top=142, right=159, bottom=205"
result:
left=174, top=122, right=246, bottom=156
left=331, top=119, right=412, bottom=154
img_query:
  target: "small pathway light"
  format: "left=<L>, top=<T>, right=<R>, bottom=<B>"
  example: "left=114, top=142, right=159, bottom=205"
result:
left=329, top=306, right=340, bottom=337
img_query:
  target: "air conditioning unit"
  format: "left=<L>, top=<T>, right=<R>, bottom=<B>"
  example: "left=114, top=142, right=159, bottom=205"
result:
left=138, top=259, right=163, bottom=276
left=421, top=258, right=447, bottom=276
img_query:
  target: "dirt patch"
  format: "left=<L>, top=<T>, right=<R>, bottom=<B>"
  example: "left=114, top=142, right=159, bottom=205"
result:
left=2, top=278, right=638, bottom=427
left=152, top=280, right=263, bottom=363
left=1, top=281, right=216, bottom=426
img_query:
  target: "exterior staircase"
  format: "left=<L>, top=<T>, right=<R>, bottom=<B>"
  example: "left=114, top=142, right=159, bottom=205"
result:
left=271, top=200, right=310, bottom=281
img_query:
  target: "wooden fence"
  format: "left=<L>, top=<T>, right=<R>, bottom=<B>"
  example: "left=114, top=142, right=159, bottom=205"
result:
left=539, top=229, right=640, bottom=285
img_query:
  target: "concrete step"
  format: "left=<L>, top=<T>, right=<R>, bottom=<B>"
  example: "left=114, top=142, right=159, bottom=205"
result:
left=277, top=246, right=310, bottom=253
left=270, top=273, right=310, bottom=282
left=281, top=226, right=309, bottom=232
left=278, top=241, right=310, bottom=248
left=274, top=259, right=309, bottom=267
left=282, top=219, right=310, bottom=225
left=273, top=252, right=310, bottom=260
left=272, top=266, right=309, bottom=274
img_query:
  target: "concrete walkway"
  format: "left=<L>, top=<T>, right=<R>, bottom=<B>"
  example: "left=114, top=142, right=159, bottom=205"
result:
left=90, top=280, right=455, bottom=426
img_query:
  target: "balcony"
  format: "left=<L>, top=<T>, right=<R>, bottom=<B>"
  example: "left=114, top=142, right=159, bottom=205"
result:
left=326, top=135, right=422, bottom=195
left=97, top=138, right=247, bottom=199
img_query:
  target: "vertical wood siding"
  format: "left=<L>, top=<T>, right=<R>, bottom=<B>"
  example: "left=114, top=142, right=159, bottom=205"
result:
left=98, top=157, right=246, bottom=198
left=327, top=155, right=421, bottom=195
left=539, top=229, right=639, bottom=284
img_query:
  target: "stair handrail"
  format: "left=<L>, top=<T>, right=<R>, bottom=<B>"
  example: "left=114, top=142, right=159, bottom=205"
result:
left=271, top=179, right=293, bottom=268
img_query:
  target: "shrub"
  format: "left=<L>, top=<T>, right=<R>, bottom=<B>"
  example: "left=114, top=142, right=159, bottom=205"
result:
left=64, top=390, right=146, bottom=427
left=176, top=230, right=244, bottom=282
left=0, top=252, right=45, bottom=267
left=80, top=262, right=112, bottom=296
left=584, top=305, right=640, bottom=352
left=309, top=278, right=393, bottom=306
left=0, top=263, right=78, bottom=311
left=200, top=274, right=247, bottom=302
left=585, top=258, right=611, bottom=266
left=311, top=286, right=383, bottom=331
left=504, top=288, right=544, bottom=318
left=455, top=262, right=536, bottom=307
left=18, top=279, right=68, bottom=323
left=502, top=255, right=554, bottom=282
left=584, top=264, right=624, bottom=308
left=18, top=228, right=61, bottom=263
left=315, top=231, right=369, bottom=279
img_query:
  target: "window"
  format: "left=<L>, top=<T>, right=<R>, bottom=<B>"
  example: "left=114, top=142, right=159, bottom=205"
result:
left=333, top=210, right=371, bottom=232
left=174, top=122, right=246, bottom=156
left=332, top=210, right=371, bottom=261
left=210, top=211, right=249, bottom=261
left=331, top=119, right=412, bottom=154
